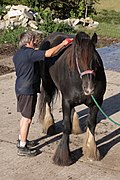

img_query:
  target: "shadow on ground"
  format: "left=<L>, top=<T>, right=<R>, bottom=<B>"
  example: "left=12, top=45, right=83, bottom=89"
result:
left=32, top=93, right=120, bottom=164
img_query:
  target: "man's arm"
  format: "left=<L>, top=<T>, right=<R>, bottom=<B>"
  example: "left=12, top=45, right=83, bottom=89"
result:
left=45, top=38, right=73, bottom=57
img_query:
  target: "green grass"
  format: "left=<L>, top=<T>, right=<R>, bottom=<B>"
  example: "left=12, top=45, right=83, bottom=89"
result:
left=76, top=23, right=120, bottom=39
left=88, top=0, right=120, bottom=39
left=95, top=0, right=120, bottom=12
left=92, top=0, right=120, bottom=38
left=95, top=23, right=120, bottom=38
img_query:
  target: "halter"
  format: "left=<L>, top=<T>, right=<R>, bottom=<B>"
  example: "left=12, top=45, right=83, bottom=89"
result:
left=75, top=57, right=95, bottom=78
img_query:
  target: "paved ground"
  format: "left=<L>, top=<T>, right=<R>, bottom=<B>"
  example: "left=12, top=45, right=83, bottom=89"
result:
left=0, top=53, right=120, bottom=179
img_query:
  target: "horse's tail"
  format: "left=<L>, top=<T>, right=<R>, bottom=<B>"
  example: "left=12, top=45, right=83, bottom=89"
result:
left=38, top=85, right=46, bottom=123
left=38, top=70, right=58, bottom=124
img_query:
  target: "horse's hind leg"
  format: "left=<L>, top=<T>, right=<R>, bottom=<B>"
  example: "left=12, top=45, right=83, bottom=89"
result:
left=43, top=102, right=55, bottom=135
left=39, top=87, right=55, bottom=135
left=71, top=108, right=82, bottom=134
left=82, top=100, right=103, bottom=161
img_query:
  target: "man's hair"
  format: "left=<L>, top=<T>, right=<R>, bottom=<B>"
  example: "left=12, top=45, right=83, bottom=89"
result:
left=18, top=31, right=36, bottom=48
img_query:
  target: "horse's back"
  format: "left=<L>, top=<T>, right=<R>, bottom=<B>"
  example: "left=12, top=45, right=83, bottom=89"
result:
left=39, top=32, right=74, bottom=50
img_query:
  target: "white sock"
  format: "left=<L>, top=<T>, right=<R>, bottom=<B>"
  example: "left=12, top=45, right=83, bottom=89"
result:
left=20, top=141, right=26, bottom=147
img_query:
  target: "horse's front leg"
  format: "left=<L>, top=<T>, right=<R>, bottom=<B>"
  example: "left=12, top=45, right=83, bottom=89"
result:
left=83, top=99, right=103, bottom=161
left=53, top=98, right=72, bottom=166
left=71, top=108, right=82, bottom=134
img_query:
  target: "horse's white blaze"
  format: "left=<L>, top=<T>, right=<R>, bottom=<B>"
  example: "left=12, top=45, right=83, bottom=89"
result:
left=84, top=80, right=94, bottom=95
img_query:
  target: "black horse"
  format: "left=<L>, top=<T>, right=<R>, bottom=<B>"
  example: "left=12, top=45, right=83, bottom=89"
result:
left=39, top=32, right=106, bottom=166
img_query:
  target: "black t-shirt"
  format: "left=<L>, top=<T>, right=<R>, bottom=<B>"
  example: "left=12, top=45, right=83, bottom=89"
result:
left=13, top=46, right=45, bottom=95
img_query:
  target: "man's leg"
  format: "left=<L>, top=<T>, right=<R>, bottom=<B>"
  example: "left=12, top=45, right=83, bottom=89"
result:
left=17, top=94, right=38, bottom=156
left=17, top=116, right=37, bottom=156
left=17, top=117, right=36, bottom=148
left=20, top=116, right=31, bottom=145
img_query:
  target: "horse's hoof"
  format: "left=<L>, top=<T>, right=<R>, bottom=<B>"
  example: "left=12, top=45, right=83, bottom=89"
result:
left=43, top=124, right=56, bottom=136
left=53, top=156, right=72, bottom=166
left=53, top=140, right=72, bottom=166
left=83, top=148, right=101, bottom=161
left=72, top=128, right=82, bottom=135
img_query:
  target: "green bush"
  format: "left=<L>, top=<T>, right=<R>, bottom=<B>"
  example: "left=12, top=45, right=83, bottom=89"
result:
left=0, top=5, right=7, bottom=16
left=37, top=8, right=75, bottom=35
left=38, top=21, right=75, bottom=36
left=0, top=26, right=25, bottom=46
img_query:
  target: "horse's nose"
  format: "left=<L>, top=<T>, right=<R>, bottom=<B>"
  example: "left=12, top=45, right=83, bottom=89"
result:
left=83, top=87, right=94, bottom=95
left=82, top=77, right=94, bottom=95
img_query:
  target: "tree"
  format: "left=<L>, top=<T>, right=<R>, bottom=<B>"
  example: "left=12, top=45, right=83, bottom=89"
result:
left=1, top=0, right=100, bottom=19
left=84, top=0, right=100, bottom=18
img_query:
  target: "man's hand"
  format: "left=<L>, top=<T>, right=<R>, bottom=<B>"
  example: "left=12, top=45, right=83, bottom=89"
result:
left=62, top=38, right=73, bottom=46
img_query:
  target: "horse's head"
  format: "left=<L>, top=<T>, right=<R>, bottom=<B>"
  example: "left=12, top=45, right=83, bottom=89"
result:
left=74, top=32, right=98, bottom=96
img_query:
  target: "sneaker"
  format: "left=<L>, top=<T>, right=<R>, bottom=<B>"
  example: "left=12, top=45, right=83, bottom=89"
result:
left=17, top=139, right=36, bottom=149
left=17, top=145, right=37, bottom=157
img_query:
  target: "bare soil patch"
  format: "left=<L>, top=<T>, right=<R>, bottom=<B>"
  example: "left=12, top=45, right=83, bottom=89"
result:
left=0, top=65, right=14, bottom=76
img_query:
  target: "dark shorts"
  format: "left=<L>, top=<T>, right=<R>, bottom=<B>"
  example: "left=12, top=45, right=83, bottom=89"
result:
left=17, top=94, right=37, bottom=119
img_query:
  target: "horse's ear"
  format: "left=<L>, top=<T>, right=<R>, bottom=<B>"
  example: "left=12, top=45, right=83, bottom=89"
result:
left=92, top=33, right=97, bottom=45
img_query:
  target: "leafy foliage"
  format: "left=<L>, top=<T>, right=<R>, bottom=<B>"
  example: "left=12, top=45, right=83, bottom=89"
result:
left=37, top=8, right=75, bottom=35
left=1, top=0, right=120, bottom=47
left=0, top=4, right=7, bottom=16
left=1, top=0, right=100, bottom=19
left=0, top=26, right=25, bottom=45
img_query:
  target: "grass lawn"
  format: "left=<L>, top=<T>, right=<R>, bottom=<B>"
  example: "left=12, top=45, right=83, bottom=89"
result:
left=92, top=0, right=120, bottom=39
left=95, top=0, right=120, bottom=12
left=76, top=22, right=120, bottom=40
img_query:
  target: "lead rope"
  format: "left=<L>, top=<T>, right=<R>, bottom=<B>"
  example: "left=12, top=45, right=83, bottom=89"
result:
left=75, top=57, right=120, bottom=126
left=91, top=95, right=120, bottom=126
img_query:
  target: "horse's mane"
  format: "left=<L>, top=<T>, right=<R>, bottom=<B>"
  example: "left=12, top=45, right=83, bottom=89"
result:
left=67, top=32, right=95, bottom=71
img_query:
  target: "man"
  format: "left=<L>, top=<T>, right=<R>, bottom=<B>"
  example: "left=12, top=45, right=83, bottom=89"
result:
left=13, top=31, right=73, bottom=157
